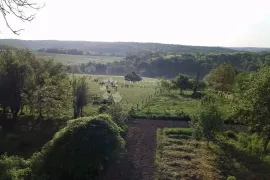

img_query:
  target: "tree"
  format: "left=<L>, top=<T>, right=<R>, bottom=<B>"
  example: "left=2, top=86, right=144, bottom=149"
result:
left=234, top=66, right=270, bottom=153
left=191, top=95, right=223, bottom=146
left=0, top=48, right=35, bottom=128
left=0, top=0, right=44, bottom=34
left=206, top=63, right=236, bottom=92
left=31, top=60, right=71, bottom=119
left=172, top=73, right=190, bottom=94
left=71, top=76, right=90, bottom=118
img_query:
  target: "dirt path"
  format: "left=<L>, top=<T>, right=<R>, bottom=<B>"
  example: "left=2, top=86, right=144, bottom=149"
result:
left=101, top=119, right=189, bottom=180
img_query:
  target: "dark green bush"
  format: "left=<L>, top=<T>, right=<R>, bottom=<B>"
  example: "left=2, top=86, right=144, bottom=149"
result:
left=225, top=130, right=237, bottom=140
left=30, top=114, right=125, bottom=180
left=124, top=72, right=142, bottom=82
left=227, top=175, right=236, bottom=180
left=0, top=154, right=31, bottom=180
left=98, top=104, right=109, bottom=113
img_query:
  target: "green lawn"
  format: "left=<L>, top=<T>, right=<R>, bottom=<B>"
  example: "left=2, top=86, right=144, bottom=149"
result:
left=36, top=52, right=123, bottom=65
left=136, top=90, right=200, bottom=119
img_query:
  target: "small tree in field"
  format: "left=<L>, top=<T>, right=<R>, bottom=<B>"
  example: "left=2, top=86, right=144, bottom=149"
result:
left=172, top=73, right=190, bottom=94
left=191, top=95, right=223, bottom=146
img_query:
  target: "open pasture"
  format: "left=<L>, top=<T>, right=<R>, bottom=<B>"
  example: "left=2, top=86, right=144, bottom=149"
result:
left=74, top=74, right=159, bottom=115
left=37, top=52, right=123, bottom=65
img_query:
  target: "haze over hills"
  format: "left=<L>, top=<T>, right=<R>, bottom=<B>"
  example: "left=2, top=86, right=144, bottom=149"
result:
left=0, top=39, right=239, bottom=55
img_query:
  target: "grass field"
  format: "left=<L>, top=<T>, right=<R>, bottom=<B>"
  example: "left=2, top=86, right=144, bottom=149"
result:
left=155, top=128, right=221, bottom=180
left=36, top=52, right=123, bottom=65
left=70, top=74, right=158, bottom=116
left=136, top=90, right=200, bottom=119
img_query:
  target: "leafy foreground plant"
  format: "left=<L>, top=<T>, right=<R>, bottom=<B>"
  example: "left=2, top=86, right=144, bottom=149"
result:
left=0, top=155, right=31, bottom=180
left=29, top=114, right=125, bottom=180
left=190, top=95, right=224, bottom=146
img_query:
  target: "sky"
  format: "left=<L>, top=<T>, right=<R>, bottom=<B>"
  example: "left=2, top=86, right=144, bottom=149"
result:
left=0, top=0, right=270, bottom=47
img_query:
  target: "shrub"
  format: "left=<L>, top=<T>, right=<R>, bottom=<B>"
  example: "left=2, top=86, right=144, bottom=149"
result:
left=190, top=102, right=223, bottom=145
left=0, top=154, right=31, bottom=180
left=225, top=130, right=237, bottom=140
left=124, top=72, right=142, bottom=82
left=227, top=176, right=236, bottom=180
left=30, top=114, right=125, bottom=180
left=98, top=104, right=109, bottom=113
left=105, top=104, right=128, bottom=127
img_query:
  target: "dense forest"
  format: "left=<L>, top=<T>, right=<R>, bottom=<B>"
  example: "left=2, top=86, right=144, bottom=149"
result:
left=73, top=51, right=270, bottom=79
left=0, top=39, right=238, bottom=56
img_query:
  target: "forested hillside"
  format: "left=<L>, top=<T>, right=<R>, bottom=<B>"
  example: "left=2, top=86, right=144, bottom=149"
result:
left=75, top=51, right=270, bottom=78
left=0, top=39, right=237, bottom=56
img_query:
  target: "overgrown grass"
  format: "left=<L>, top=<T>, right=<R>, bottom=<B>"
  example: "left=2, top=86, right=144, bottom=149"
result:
left=136, top=90, right=200, bottom=120
left=37, top=52, right=123, bottom=65
left=155, top=128, right=221, bottom=180
left=213, top=132, right=270, bottom=180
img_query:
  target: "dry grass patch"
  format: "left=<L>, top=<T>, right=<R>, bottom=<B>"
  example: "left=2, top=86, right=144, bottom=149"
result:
left=155, top=128, right=221, bottom=180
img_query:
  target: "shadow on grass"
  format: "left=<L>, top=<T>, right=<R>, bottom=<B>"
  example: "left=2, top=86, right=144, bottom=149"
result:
left=214, top=142, right=270, bottom=180
left=0, top=116, right=69, bottom=158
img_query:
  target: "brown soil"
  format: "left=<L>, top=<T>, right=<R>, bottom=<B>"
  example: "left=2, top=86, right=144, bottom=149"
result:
left=100, top=119, right=189, bottom=180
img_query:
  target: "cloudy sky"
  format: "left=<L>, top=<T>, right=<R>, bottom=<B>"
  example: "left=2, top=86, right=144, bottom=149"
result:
left=0, top=0, right=269, bottom=47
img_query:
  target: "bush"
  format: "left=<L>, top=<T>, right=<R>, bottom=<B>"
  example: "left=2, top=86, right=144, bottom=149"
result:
left=0, top=154, right=31, bottom=180
left=227, top=176, right=236, bottom=180
left=124, top=72, right=142, bottom=82
left=98, top=104, right=109, bottom=113
left=225, top=130, right=237, bottom=140
left=30, top=114, right=125, bottom=180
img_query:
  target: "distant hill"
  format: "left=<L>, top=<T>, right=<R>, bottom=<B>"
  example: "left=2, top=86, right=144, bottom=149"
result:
left=230, top=47, right=270, bottom=52
left=0, top=39, right=237, bottom=55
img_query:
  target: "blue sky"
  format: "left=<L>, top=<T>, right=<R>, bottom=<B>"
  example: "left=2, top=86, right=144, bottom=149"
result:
left=0, top=0, right=270, bottom=47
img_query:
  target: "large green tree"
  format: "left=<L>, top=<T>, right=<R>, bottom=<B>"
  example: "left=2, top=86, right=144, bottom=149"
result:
left=0, top=48, right=35, bottom=128
left=234, top=66, right=270, bottom=153
left=206, top=63, right=236, bottom=92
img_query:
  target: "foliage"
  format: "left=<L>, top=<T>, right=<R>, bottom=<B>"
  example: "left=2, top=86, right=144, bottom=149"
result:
left=0, top=154, right=31, bottom=180
left=172, top=73, right=190, bottom=93
left=30, top=114, right=125, bottom=180
left=71, top=76, right=90, bottom=118
left=0, top=47, right=72, bottom=129
left=224, top=130, right=237, bottom=140
left=105, top=104, right=129, bottom=131
left=124, top=72, right=142, bottom=82
left=206, top=63, right=236, bottom=92
left=227, top=176, right=236, bottom=180
left=234, top=65, right=270, bottom=153
left=190, top=98, right=224, bottom=145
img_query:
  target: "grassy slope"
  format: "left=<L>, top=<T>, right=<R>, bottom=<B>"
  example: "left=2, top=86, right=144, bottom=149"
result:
left=37, top=52, right=123, bottom=65
left=155, top=128, right=221, bottom=180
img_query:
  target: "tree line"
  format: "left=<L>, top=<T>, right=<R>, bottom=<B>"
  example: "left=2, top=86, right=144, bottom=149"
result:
left=74, top=51, right=270, bottom=79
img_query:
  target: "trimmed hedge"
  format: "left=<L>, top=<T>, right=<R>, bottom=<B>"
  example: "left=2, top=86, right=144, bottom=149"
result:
left=30, top=114, right=125, bottom=180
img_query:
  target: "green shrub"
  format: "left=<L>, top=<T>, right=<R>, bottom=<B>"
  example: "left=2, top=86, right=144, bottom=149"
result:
left=225, top=130, right=237, bottom=140
left=30, top=114, right=125, bottom=180
left=124, top=72, right=142, bottom=82
left=0, top=154, right=31, bottom=180
left=227, top=175, right=236, bottom=180
left=105, top=104, right=128, bottom=128
left=98, top=104, right=109, bottom=113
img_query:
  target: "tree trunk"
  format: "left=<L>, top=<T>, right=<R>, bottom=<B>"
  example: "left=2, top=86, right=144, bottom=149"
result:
left=263, top=139, right=269, bottom=154
left=80, top=107, right=83, bottom=117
